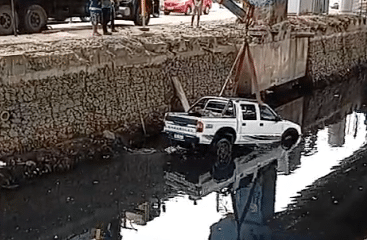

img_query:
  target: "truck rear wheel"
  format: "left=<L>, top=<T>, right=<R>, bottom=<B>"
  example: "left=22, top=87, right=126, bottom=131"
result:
left=134, top=5, right=150, bottom=26
left=0, top=5, right=18, bottom=35
left=23, top=5, right=47, bottom=33
left=214, top=138, right=232, bottom=168
left=185, top=6, right=192, bottom=15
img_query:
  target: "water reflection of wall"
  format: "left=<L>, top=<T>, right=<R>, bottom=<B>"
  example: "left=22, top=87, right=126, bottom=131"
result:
left=328, top=117, right=346, bottom=147
left=277, top=142, right=303, bottom=175
left=302, top=75, right=363, bottom=131
left=0, top=154, right=168, bottom=240
left=209, top=161, right=277, bottom=240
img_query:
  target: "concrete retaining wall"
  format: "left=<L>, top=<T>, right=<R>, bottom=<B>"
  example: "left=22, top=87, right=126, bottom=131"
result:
left=308, top=30, right=367, bottom=84
left=0, top=40, right=235, bottom=154
left=0, top=29, right=366, bottom=155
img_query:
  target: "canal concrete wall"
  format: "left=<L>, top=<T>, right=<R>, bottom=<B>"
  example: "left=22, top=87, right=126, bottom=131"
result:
left=0, top=22, right=366, bottom=155
left=308, top=30, right=367, bottom=85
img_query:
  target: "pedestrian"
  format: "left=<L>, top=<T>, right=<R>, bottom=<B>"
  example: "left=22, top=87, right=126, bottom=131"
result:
left=89, top=0, right=102, bottom=36
left=191, top=0, right=203, bottom=28
left=102, top=0, right=112, bottom=35
left=110, top=0, right=118, bottom=32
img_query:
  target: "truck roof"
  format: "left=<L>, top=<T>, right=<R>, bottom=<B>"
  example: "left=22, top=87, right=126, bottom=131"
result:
left=199, top=96, right=259, bottom=103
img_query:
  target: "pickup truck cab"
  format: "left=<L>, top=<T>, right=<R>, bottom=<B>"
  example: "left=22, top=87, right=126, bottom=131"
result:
left=163, top=96, right=301, bottom=158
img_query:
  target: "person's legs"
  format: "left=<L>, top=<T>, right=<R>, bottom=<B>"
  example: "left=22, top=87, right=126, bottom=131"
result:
left=110, top=6, right=117, bottom=32
left=196, top=4, right=202, bottom=27
left=191, top=6, right=197, bottom=26
left=91, top=11, right=101, bottom=36
left=102, top=8, right=111, bottom=35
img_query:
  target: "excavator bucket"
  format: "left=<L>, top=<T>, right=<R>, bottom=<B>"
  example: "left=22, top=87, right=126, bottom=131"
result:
left=218, top=0, right=288, bottom=25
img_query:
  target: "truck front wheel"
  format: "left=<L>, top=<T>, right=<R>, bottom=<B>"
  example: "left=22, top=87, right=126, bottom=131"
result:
left=134, top=5, right=150, bottom=26
left=23, top=5, right=47, bottom=33
left=281, top=129, right=299, bottom=150
left=0, top=5, right=18, bottom=35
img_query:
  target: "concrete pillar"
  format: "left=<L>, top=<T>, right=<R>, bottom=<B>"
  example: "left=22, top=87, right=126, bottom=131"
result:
left=340, top=0, right=354, bottom=13
left=327, top=118, right=346, bottom=147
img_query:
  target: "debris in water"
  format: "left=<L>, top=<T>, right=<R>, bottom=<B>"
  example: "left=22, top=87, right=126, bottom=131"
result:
left=164, top=146, right=186, bottom=154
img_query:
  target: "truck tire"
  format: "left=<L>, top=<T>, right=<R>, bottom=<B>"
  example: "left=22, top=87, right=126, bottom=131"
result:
left=203, top=5, right=210, bottom=14
left=163, top=11, right=170, bottom=15
left=134, top=5, right=150, bottom=26
left=185, top=6, right=192, bottom=15
left=281, top=128, right=299, bottom=150
left=23, top=5, right=47, bottom=33
left=80, top=16, right=91, bottom=22
left=214, top=138, right=233, bottom=168
left=0, top=5, right=18, bottom=35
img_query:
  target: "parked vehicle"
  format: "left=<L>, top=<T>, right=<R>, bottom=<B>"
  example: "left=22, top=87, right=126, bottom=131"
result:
left=0, top=0, right=90, bottom=35
left=0, top=0, right=159, bottom=35
left=115, top=0, right=160, bottom=25
left=163, top=96, right=301, bottom=160
left=163, top=0, right=212, bottom=15
left=330, top=2, right=339, bottom=9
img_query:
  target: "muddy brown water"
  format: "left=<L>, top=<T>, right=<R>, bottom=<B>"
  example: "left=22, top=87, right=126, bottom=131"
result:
left=2, top=67, right=367, bottom=240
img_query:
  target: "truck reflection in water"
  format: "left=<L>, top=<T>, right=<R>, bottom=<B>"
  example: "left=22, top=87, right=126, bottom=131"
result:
left=209, top=160, right=277, bottom=240
left=164, top=143, right=302, bottom=240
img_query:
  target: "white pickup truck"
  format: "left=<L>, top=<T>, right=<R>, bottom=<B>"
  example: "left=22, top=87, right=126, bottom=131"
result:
left=163, top=96, right=301, bottom=159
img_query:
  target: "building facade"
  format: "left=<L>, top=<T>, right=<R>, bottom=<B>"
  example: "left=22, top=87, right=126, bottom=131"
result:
left=339, top=0, right=367, bottom=13
left=288, top=0, right=330, bottom=15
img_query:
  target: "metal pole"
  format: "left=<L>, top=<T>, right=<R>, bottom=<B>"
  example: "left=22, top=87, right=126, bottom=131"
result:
left=10, top=0, right=17, bottom=36
left=139, top=0, right=149, bottom=31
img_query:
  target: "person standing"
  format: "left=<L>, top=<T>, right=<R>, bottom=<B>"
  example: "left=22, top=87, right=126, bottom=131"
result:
left=191, top=0, right=203, bottom=27
left=102, top=0, right=112, bottom=35
left=90, top=0, right=102, bottom=36
left=110, top=0, right=118, bottom=32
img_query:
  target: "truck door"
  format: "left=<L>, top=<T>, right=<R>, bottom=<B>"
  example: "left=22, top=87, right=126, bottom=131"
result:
left=256, top=105, right=283, bottom=141
left=238, top=103, right=259, bottom=144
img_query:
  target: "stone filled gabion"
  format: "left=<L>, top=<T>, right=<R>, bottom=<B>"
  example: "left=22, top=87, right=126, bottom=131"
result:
left=0, top=18, right=366, bottom=156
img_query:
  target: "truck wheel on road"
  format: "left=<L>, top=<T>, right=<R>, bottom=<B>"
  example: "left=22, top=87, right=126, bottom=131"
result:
left=134, top=6, right=151, bottom=26
left=203, top=5, right=210, bottom=14
left=164, top=11, right=170, bottom=15
left=185, top=6, right=192, bottom=15
left=215, top=138, right=232, bottom=168
left=281, top=129, right=299, bottom=150
left=80, top=16, right=91, bottom=22
left=0, top=5, right=18, bottom=35
left=23, top=5, right=47, bottom=33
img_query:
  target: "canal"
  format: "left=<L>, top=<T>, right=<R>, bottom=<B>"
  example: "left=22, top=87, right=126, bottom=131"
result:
left=1, top=66, right=367, bottom=240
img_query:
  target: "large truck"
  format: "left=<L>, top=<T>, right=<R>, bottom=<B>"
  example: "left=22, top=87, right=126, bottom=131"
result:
left=0, top=0, right=159, bottom=35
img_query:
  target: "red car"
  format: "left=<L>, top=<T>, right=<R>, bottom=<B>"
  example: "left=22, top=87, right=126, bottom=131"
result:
left=163, top=0, right=213, bottom=15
